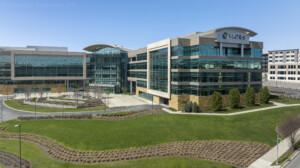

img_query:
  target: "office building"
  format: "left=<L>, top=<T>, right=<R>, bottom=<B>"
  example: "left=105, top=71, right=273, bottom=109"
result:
left=127, top=27, right=263, bottom=110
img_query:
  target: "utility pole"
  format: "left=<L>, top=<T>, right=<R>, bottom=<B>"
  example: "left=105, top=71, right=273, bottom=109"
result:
left=15, top=124, right=21, bottom=168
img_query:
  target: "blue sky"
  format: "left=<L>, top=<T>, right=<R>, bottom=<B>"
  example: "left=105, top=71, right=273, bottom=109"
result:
left=0, top=0, right=299, bottom=52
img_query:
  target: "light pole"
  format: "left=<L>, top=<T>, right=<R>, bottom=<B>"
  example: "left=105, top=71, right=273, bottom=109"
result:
left=152, top=96, right=153, bottom=110
left=35, top=100, right=37, bottom=118
left=0, top=105, right=3, bottom=123
left=15, top=124, right=21, bottom=168
left=276, top=134, right=282, bottom=165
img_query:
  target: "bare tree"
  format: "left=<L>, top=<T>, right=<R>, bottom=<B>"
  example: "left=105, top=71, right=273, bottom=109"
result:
left=94, top=86, right=102, bottom=100
left=277, top=116, right=300, bottom=151
left=74, top=88, right=79, bottom=107
left=57, top=84, right=63, bottom=96
left=38, top=86, right=45, bottom=98
left=24, top=86, right=31, bottom=100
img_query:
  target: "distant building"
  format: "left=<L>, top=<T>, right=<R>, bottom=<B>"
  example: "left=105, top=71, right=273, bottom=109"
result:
left=267, top=49, right=300, bottom=83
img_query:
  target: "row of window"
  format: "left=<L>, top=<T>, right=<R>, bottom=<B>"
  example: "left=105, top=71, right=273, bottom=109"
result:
left=0, top=55, right=11, bottom=62
left=269, top=60, right=295, bottom=62
left=128, top=71, right=147, bottom=79
left=270, top=76, right=300, bottom=81
left=171, top=84, right=261, bottom=96
left=129, top=62, right=147, bottom=70
left=269, top=51, right=295, bottom=54
left=270, top=65, right=300, bottom=69
left=171, top=72, right=261, bottom=83
left=150, top=48, right=168, bottom=92
left=137, top=80, right=147, bottom=88
left=269, top=55, right=295, bottom=58
left=172, top=59, right=261, bottom=70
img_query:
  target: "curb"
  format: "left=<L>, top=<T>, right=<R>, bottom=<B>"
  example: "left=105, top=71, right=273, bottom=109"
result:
left=2, top=99, right=107, bottom=114
left=280, top=150, right=300, bottom=168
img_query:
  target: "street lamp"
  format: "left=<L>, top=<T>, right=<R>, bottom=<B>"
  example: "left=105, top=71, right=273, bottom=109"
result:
left=276, top=134, right=283, bottom=165
left=15, top=124, right=21, bottom=168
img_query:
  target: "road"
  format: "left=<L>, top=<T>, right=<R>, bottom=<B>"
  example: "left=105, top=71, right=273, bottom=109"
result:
left=0, top=97, right=163, bottom=122
left=285, top=151, right=300, bottom=168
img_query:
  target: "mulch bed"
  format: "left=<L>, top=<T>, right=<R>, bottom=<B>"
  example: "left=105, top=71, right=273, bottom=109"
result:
left=94, top=109, right=166, bottom=120
left=0, top=132, right=271, bottom=168
left=0, top=150, right=31, bottom=168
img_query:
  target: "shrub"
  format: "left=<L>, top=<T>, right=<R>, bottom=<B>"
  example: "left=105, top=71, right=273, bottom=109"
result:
left=245, top=86, right=256, bottom=106
left=210, top=91, right=222, bottom=111
left=101, top=111, right=137, bottom=117
left=192, top=102, right=199, bottom=112
left=184, top=103, right=191, bottom=112
left=31, top=97, right=36, bottom=102
left=259, top=86, right=270, bottom=104
left=229, top=88, right=240, bottom=109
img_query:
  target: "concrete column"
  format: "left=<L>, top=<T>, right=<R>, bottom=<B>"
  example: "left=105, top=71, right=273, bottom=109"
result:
left=220, top=42, right=223, bottom=56
left=130, top=81, right=132, bottom=93
left=241, top=44, right=244, bottom=57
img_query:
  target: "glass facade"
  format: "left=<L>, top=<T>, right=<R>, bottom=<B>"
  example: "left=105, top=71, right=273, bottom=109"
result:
left=150, top=48, right=168, bottom=92
left=15, top=55, right=83, bottom=77
left=128, top=71, right=147, bottom=79
left=138, top=91, right=153, bottom=101
left=129, top=62, right=147, bottom=70
left=137, top=53, right=147, bottom=61
left=172, top=72, right=261, bottom=82
left=172, top=59, right=261, bottom=70
left=90, top=47, right=128, bottom=93
left=171, top=84, right=261, bottom=96
left=137, top=80, right=147, bottom=88
left=171, top=45, right=262, bottom=58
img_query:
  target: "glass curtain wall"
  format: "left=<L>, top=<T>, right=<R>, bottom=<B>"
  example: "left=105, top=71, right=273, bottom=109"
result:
left=150, top=48, right=168, bottom=92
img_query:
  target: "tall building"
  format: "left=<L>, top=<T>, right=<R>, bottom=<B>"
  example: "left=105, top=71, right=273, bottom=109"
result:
left=83, top=44, right=131, bottom=93
left=0, top=46, right=86, bottom=95
left=262, top=51, right=268, bottom=72
left=128, top=27, right=263, bottom=110
left=267, top=49, right=300, bottom=83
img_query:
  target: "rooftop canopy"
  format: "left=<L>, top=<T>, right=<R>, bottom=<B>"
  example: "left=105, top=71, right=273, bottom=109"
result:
left=83, top=44, right=131, bottom=52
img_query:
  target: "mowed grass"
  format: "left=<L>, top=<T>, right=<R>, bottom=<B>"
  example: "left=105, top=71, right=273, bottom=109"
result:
left=270, top=95, right=300, bottom=104
left=2, top=106, right=300, bottom=151
left=4, top=100, right=107, bottom=113
left=0, top=140, right=235, bottom=168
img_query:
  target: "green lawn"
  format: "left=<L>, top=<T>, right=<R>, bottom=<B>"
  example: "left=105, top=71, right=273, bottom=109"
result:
left=0, top=139, right=235, bottom=168
left=270, top=95, right=300, bottom=104
left=2, top=106, right=300, bottom=152
left=271, top=150, right=292, bottom=165
left=4, top=100, right=107, bottom=113
left=212, top=103, right=274, bottom=113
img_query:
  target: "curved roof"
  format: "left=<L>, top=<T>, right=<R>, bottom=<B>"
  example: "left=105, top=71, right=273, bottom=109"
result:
left=83, top=44, right=131, bottom=52
left=214, top=27, right=257, bottom=36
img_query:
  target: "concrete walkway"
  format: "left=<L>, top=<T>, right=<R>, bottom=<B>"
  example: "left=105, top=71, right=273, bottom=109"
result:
left=248, top=130, right=300, bottom=168
left=162, top=101, right=300, bottom=116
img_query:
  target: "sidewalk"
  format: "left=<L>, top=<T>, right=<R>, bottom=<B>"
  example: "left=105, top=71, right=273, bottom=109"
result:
left=248, top=130, right=300, bottom=168
left=162, top=101, right=300, bottom=116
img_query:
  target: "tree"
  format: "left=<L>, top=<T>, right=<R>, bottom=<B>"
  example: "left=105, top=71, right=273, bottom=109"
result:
left=192, top=102, right=199, bottom=112
left=184, top=102, right=192, bottom=112
left=277, top=116, right=300, bottom=151
left=259, top=86, right=270, bottom=104
left=245, top=86, right=256, bottom=106
left=95, top=87, right=102, bottom=100
left=38, top=86, right=45, bottom=98
left=122, top=87, right=128, bottom=94
left=229, top=88, right=240, bottom=109
left=210, top=91, right=222, bottom=111
left=24, top=86, right=31, bottom=100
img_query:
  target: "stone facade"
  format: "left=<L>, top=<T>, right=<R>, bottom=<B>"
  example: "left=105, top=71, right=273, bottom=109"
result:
left=136, top=87, right=147, bottom=97
left=0, top=84, right=66, bottom=95
left=169, top=94, right=258, bottom=111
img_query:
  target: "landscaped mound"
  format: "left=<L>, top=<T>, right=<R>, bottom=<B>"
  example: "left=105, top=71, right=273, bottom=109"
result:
left=0, top=150, right=31, bottom=168
left=0, top=132, right=270, bottom=168
left=18, top=114, right=92, bottom=121
left=95, top=109, right=166, bottom=120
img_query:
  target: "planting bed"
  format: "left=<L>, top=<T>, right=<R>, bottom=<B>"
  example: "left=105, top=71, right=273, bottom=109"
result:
left=18, top=114, right=92, bottom=121
left=94, top=109, right=166, bottom=120
left=0, top=132, right=270, bottom=168
left=0, top=150, right=31, bottom=168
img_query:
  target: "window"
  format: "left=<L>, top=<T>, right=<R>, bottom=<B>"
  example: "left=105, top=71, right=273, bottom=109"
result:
left=288, top=65, right=296, bottom=69
left=278, top=65, right=286, bottom=69
left=288, top=77, right=296, bottom=80
left=291, top=60, right=295, bottom=62
left=269, top=56, right=272, bottom=58
left=288, top=71, right=296, bottom=75
left=278, top=77, right=286, bottom=80
left=275, top=56, right=278, bottom=58
left=270, top=71, right=275, bottom=74
left=270, top=76, right=275, bottom=80
left=278, top=71, right=286, bottom=74
left=270, top=65, right=275, bottom=69
left=298, top=77, right=300, bottom=80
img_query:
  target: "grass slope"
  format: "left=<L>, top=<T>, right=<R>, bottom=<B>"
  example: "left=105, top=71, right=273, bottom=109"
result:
left=4, top=100, right=107, bottom=113
left=0, top=139, right=235, bottom=168
left=2, top=106, right=300, bottom=151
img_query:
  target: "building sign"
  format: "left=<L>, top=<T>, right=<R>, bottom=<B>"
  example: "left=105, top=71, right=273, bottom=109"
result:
left=217, top=30, right=249, bottom=44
